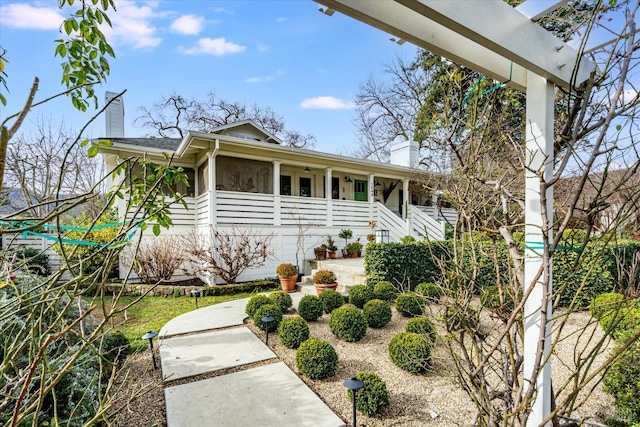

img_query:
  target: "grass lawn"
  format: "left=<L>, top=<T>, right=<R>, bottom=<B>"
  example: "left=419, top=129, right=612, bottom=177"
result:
left=88, top=292, right=254, bottom=350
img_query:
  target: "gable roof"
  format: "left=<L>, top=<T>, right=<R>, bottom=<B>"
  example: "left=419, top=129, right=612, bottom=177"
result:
left=107, top=137, right=181, bottom=151
left=205, top=119, right=282, bottom=144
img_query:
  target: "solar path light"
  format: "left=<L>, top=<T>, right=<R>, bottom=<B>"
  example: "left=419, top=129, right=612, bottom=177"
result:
left=261, top=315, right=274, bottom=345
left=191, top=288, right=201, bottom=309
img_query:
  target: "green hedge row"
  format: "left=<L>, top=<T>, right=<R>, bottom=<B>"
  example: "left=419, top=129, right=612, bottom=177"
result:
left=365, top=236, right=640, bottom=308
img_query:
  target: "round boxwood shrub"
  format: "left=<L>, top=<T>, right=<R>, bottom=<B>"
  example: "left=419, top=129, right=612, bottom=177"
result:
left=349, top=284, right=375, bottom=309
left=444, top=302, right=478, bottom=332
left=363, top=299, right=392, bottom=328
left=415, top=282, right=442, bottom=303
left=388, top=332, right=432, bottom=374
left=329, top=305, right=367, bottom=342
left=346, top=371, right=390, bottom=417
left=278, top=317, right=310, bottom=349
left=245, top=294, right=272, bottom=317
left=590, top=292, right=625, bottom=320
left=269, top=291, right=293, bottom=313
left=604, top=333, right=640, bottom=423
left=600, top=306, right=640, bottom=339
left=406, top=317, right=437, bottom=343
left=298, top=295, right=324, bottom=321
left=395, top=292, right=424, bottom=317
left=253, top=304, right=283, bottom=331
left=373, top=281, right=398, bottom=302
left=296, top=338, right=338, bottom=379
left=480, top=285, right=515, bottom=314
left=319, top=289, right=344, bottom=313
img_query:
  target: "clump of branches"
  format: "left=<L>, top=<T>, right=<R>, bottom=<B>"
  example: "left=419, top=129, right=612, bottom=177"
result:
left=183, top=225, right=275, bottom=284
left=124, top=235, right=186, bottom=284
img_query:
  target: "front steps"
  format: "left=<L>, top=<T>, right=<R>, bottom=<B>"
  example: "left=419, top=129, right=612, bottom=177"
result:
left=296, top=258, right=367, bottom=296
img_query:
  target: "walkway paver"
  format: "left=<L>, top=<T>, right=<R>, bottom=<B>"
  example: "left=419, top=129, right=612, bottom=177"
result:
left=165, top=362, right=345, bottom=427
left=159, top=291, right=345, bottom=426
left=159, top=327, right=275, bottom=382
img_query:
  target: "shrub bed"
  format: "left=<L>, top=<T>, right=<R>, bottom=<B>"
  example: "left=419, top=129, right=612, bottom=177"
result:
left=346, top=371, right=390, bottom=416
left=349, top=284, right=375, bottom=309
left=278, top=317, right=310, bottom=349
left=245, top=294, right=272, bottom=317
left=388, top=332, right=432, bottom=374
left=329, top=305, right=367, bottom=342
left=296, top=339, right=338, bottom=379
left=297, top=295, right=324, bottom=321
left=395, top=292, right=424, bottom=317
left=252, top=304, right=283, bottom=330
left=590, top=292, right=626, bottom=320
left=373, top=281, right=398, bottom=302
left=480, top=285, right=515, bottom=313
left=363, top=299, right=392, bottom=328
left=269, top=291, right=293, bottom=313
left=319, top=289, right=344, bottom=313
left=604, top=332, right=640, bottom=423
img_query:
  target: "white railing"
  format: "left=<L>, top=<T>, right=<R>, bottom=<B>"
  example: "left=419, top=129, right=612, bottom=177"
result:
left=375, top=203, right=407, bottom=242
left=170, top=197, right=196, bottom=227
left=416, top=205, right=458, bottom=226
left=408, top=204, right=445, bottom=241
left=333, top=200, right=372, bottom=228
left=217, top=191, right=275, bottom=225
left=196, top=193, right=209, bottom=226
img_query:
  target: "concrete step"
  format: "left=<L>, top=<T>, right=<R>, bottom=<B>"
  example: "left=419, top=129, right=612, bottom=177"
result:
left=302, top=257, right=367, bottom=295
left=296, top=283, right=349, bottom=297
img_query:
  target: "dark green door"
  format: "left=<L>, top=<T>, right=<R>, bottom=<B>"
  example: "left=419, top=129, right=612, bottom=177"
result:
left=354, top=179, right=367, bottom=202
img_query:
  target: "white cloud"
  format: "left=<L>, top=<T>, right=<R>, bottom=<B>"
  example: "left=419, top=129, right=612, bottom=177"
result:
left=0, top=4, right=63, bottom=30
left=179, top=37, right=246, bottom=56
left=170, top=14, right=205, bottom=35
left=276, top=17, right=287, bottom=22
left=300, top=96, right=355, bottom=109
left=246, top=69, right=285, bottom=83
left=102, top=2, right=162, bottom=49
left=257, top=42, right=270, bottom=52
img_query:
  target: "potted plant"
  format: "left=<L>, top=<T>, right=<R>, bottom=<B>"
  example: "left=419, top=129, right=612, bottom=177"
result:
left=338, top=229, right=353, bottom=258
left=314, top=244, right=328, bottom=260
left=367, top=220, right=376, bottom=243
left=346, top=241, right=363, bottom=258
left=313, top=269, right=338, bottom=295
left=325, top=235, right=338, bottom=259
left=276, top=263, right=298, bottom=293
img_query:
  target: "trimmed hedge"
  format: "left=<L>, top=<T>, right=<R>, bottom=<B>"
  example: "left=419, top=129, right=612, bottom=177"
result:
left=296, top=339, right=338, bottom=379
left=278, top=317, right=310, bottom=349
left=365, top=241, right=451, bottom=290
left=329, top=305, right=367, bottom=342
left=373, top=281, right=398, bottom=302
left=245, top=295, right=272, bottom=317
left=388, top=332, right=432, bottom=374
left=349, top=285, right=375, bottom=309
left=269, top=291, right=293, bottom=313
left=405, top=317, right=437, bottom=343
left=319, top=289, right=344, bottom=314
left=346, top=371, right=390, bottom=416
left=252, top=304, right=283, bottom=330
left=363, top=299, right=392, bottom=328
left=395, top=292, right=424, bottom=317
left=298, top=295, right=324, bottom=321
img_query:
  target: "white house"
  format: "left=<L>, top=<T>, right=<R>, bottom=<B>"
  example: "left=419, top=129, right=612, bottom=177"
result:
left=100, top=115, right=455, bottom=284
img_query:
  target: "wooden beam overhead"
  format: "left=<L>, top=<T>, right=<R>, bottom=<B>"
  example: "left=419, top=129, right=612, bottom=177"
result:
left=315, top=0, right=595, bottom=91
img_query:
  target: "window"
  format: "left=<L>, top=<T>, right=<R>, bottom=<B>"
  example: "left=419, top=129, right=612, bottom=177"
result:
left=332, top=177, right=340, bottom=199
left=280, top=175, right=292, bottom=196
left=300, top=177, right=311, bottom=197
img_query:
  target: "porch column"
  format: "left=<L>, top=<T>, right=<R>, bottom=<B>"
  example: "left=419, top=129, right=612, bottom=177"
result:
left=194, top=165, right=199, bottom=227
left=208, top=150, right=216, bottom=226
left=274, top=161, right=281, bottom=226
left=368, top=173, right=375, bottom=221
left=326, top=168, right=333, bottom=227
left=403, top=178, right=410, bottom=235
left=524, top=72, right=554, bottom=427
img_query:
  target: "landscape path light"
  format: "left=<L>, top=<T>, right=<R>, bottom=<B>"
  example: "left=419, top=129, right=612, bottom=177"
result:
left=343, top=375, right=364, bottom=427
left=261, top=315, right=274, bottom=345
left=191, top=288, right=201, bottom=309
left=141, top=330, right=159, bottom=370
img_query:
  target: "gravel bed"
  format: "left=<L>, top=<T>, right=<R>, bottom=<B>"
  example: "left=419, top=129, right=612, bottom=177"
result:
left=108, top=304, right=617, bottom=426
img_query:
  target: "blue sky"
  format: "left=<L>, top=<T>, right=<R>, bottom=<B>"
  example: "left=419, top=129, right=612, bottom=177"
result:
left=0, top=0, right=418, bottom=155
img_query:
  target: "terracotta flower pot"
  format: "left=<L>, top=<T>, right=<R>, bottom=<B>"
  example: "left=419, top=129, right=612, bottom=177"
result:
left=314, top=282, right=338, bottom=295
left=328, top=251, right=336, bottom=259
left=279, top=275, right=298, bottom=293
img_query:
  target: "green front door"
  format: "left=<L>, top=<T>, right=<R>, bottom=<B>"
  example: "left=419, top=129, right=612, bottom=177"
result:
left=354, top=179, right=368, bottom=201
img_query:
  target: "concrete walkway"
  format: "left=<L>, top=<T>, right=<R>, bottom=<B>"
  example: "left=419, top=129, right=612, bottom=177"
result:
left=159, top=292, right=345, bottom=427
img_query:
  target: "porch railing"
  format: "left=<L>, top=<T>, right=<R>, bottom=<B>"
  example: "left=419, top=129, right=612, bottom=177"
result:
left=408, top=204, right=445, bottom=240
